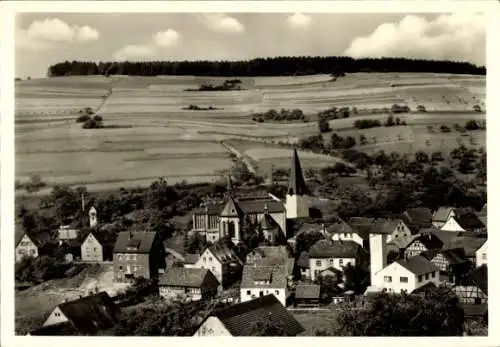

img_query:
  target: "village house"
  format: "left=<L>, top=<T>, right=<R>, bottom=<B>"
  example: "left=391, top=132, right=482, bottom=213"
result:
left=294, top=284, right=320, bottom=308
left=372, top=255, right=441, bottom=294
left=158, top=267, right=219, bottom=301
left=320, top=267, right=343, bottom=281
left=38, top=292, right=121, bottom=335
left=193, top=243, right=242, bottom=288
left=432, top=206, right=456, bottom=228
left=57, top=225, right=79, bottom=241
left=113, top=231, right=166, bottom=282
left=80, top=231, right=112, bottom=262
left=403, top=229, right=454, bottom=259
left=308, top=239, right=360, bottom=281
left=193, top=294, right=304, bottom=336
left=400, top=207, right=433, bottom=234
left=328, top=218, right=368, bottom=248
left=15, top=230, right=39, bottom=262
left=419, top=248, right=471, bottom=284
left=452, top=264, right=487, bottom=305
left=190, top=149, right=312, bottom=243
left=240, top=264, right=290, bottom=306
left=372, top=218, right=412, bottom=243
left=439, top=207, right=485, bottom=233
left=183, top=253, right=201, bottom=268
left=475, top=239, right=487, bottom=267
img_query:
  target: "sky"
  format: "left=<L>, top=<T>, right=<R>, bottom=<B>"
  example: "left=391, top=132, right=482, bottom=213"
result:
left=15, top=12, right=486, bottom=78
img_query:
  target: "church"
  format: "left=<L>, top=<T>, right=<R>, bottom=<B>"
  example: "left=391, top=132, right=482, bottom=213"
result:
left=191, top=148, right=311, bottom=244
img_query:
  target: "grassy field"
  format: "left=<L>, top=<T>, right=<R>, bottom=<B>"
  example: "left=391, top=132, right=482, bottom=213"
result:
left=15, top=73, right=486, bottom=193
left=292, top=309, right=339, bottom=336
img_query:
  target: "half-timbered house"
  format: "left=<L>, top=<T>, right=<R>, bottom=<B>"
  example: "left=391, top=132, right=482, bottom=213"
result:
left=452, top=264, right=487, bottom=305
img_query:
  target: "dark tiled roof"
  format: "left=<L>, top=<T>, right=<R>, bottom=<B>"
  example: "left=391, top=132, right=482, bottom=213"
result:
left=57, top=292, right=121, bottom=335
left=420, top=248, right=467, bottom=265
left=298, top=223, right=325, bottom=235
left=295, top=284, right=320, bottom=299
left=433, top=207, right=453, bottom=223
left=463, top=264, right=487, bottom=295
left=347, top=217, right=375, bottom=238
left=309, top=240, right=359, bottom=259
left=371, top=218, right=404, bottom=235
left=210, top=294, right=304, bottom=336
left=405, top=207, right=433, bottom=225
left=461, top=304, right=488, bottom=318
left=113, top=231, right=157, bottom=254
left=192, top=203, right=225, bottom=215
left=15, top=230, right=40, bottom=248
left=297, top=251, right=310, bottom=268
left=247, top=246, right=290, bottom=266
left=208, top=243, right=243, bottom=266
left=238, top=199, right=285, bottom=214
left=326, top=219, right=354, bottom=235
left=159, top=267, right=219, bottom=288
left=184, top=253, right=201, bottom=264
left=288, top=148, right=310, bottom=196
left=260, top=213, right=280, bottom=231
left=241, top=265, right=287, bottom=289
left=396, top=255, right=437, bottom=275
left=445, top=237, right=487, bottom=257
left=29, top=321, right=80, bottom=336
left=453, top=209, right=485, bottom=230
left=320, top=267, right=342, bottom=276
left=389, top=234, right=418, bottom=249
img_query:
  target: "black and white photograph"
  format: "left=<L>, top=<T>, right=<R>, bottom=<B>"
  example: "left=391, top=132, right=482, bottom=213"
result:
left=1, top=1, right=497, bottom=342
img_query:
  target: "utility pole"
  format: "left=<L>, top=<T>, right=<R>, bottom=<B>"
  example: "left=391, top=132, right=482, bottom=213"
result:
left=81, top=193, right=85, bottom=212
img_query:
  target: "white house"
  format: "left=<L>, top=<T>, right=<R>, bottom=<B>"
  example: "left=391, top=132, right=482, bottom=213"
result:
left=373, top=255, right=440, bottom=294
left=328, top=219, right=367, bottom=247
left=308, top=240, right=359, bottom=281
left=80, top=232, right=107, bottom=262
left=240, top=265, right=289, bottom=306
left=15, top=231, right=39, bottom=262
left=193, top=243, right=242, bottom=288
left=158, top=267, right=219, bottom=301
left=475, top=239, right=487, bottom=267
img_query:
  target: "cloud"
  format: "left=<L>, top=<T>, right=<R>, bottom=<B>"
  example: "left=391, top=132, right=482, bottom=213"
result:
left=344, top=13, right=485, bottom=66
left=287, top=13, right=312, bottom=30
left=112, top=44, right=156, bottom=61
left=153, top=29, right=181, bottom=47
left=200, top=14, right=245, bottom=34
left=16, top=17, right=100, bottom=51
left=76, top=26, right=100, bottom=41
left=113, top=28, right=180, bottom=60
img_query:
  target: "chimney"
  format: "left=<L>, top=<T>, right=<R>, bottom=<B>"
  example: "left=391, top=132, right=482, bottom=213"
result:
left=264, top=203, right=269, bottom=215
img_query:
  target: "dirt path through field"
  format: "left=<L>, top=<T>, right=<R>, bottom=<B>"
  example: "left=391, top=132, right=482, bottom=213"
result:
left=221, top=141, right=257, bottom=174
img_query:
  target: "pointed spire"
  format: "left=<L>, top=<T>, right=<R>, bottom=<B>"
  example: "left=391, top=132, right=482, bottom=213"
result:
left=287, top=148, right=310, bottom=196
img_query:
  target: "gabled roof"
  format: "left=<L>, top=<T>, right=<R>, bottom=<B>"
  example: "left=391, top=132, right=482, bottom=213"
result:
left=220, top=195, right=244, bottom=217
left=389, top=234, right=419, bottom=250
left=241, top=265, right=287, bottom=289
left=371, top=218, right=405, bottom=235
left=207, top=294, right=304, bottom=336
left=452, top=208, right=485, bottom=230
left=395, top=255, right=438, bottom=275
left=420, top=248, right=468, bottom=265
left=238, top=199, right=285, bottom=214
left=295, top=284, right=320, bottom=299
left=347, top=217, right=375, bottom=237
left=247, top=246, right=290, bottom=266
left=56, top=292, right=121, bottom=334
left=159, top=267, right=219, bottom=288
left=15, top=230, right=41, bottom=248
left=462, top=264, right=487, bottom=295
left=113, top=231, right=157, bottom=254
left=207, top=243, right=243, bottom=266
left=192, top=203, right=225, bottom=215
left=433, top=207, right=454, bottom=223
left=320, top=267, right=342, bottom=276
left=327, top=218, right=355, bottom=235
left=309, top=240, right=359, bottom=259
left=259, top=213, right=280, bottom=231
left=444, top=236, right=487, bottom=257
left=184, top=253, right=201, bottom=264
left=402, top=207, right=433, bottom=231
left=287, top=148, right=310, bottom=196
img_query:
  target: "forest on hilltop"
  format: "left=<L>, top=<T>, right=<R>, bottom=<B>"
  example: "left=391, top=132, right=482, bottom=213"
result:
left=47, top=56, right=486, bottom=77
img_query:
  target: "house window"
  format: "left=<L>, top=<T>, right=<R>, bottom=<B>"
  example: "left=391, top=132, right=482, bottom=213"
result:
left=203, top=257, right=206, bottom=262
left=209, top=257, right=212, bottom=262
left=259, top=291, right=264, bottom=297
left=384, top=276, right=392, bottom=283
left=316, top=260, right=321, bottom=266
left=275, top=290, right=279, bottom=295
left=339, top=259, right=344, bottom=266
left=246, top=290, right=251, bottom=295
left=425, top=274, right=429, bottom=280
left=55, top=312, right=60, bottom=317
left=482, top=253, right=487, bottom=260
left=475, top=298, right=482, bottom=304
left=418, top=275, right=423, bottom=282
left=431, top=272, right=436, bottom=278
left=329, top=259, right=334, bottom=265
left=400, top=277, right=408, bottom=283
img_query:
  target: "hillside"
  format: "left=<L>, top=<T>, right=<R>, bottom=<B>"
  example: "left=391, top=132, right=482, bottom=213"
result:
left=15, top=72, right=486, bottom=193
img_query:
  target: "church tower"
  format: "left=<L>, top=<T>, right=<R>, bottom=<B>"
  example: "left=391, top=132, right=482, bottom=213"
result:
left=89, top=206, right=98, bottom=228
left=219, top=174, right=243, bottom=243
left=285, top=148, right=310, bottom=219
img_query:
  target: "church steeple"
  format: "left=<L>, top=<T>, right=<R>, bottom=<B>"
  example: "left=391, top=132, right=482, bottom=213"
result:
left=287, top=148, right=310, bottom=196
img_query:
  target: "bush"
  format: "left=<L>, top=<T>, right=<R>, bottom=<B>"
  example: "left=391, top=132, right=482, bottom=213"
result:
left=83, top=107, right=94, bottom=115
left=354, top=119, right=382, bottom=129
left=417, top=105, right=427, bottom=112
left=76, top=114, right=91, bottom=123
left=465, top=120, right=480, bottom=131
left=93, top=115, right=103, bottom=122
left=318, top=117, right=331, bottom=133
left=473, top=104, right=482, bottom=113
left=440, top=125, right=451, bottom=133
left=391, top=104, right=410, bottom=113
left=385, top=115, right=395, bottom=127
left=82, top=119, right=103, bottom=129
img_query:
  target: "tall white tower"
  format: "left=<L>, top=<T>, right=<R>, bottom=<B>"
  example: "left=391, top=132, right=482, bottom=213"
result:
left=369, top=232, right=388, bottom=287
left=285, top=148, right=310, bottom=219
left=89, top=206, right=98, bottom=228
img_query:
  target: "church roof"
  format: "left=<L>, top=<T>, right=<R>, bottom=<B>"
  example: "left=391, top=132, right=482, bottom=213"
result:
left=287, top=148, right=310, bottom=196
left=220, top=195, right=244, bottom=217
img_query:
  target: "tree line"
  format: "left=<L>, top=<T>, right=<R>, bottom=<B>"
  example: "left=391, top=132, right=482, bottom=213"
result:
left=47, top=57, right=485, bottom=77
